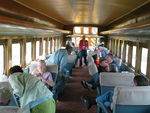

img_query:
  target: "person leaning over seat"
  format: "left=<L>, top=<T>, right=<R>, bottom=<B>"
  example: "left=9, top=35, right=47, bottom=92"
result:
left=8, top=65, right=55, bottom=113
left=46, top=45, right=73, bottom=74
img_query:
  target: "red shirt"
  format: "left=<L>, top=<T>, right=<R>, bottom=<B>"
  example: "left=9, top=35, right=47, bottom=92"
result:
left=79, top=40, right=88, bottom=51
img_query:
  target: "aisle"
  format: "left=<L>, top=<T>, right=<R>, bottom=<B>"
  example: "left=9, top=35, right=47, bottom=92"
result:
left=56, top=66, right=97, bottom=113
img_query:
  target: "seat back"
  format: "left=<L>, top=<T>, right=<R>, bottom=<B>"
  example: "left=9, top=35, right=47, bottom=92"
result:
left=0, top=82, right=18, bottom=106
left=46, top=63, right=58, bottom=74
left=29, top=61, right=38, bottom=75
left=100, top=72, right=135, bottom=94
left=88, top=62, right=98, bottom=76
left=0, top=106, right=21, bottom=113
left=87, top=56, right=94, bottom=64
left=46, top=63, right=58, bottom=82
left=67, top=54, right=77, bottom=63
left=113, top=86, right=150, bottom=113
left=66, top=54, right=77, bottom=71
left=87, top=50, right=95, bottom=57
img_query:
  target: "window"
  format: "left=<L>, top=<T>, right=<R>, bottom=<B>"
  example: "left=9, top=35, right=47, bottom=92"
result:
left=126, top=44, right=129, bottom=63
left=91, top=38, right=96, bottom=46
left=91, top=27, right=98, bottom=34
left=0, top=45, right=4, bottom=75
left=141, top=48, right=148, bottom=75
left=12, top=43, right=20, bottom=66
left=52, top=39, right=55, bottom=52
left=48, top=40, right=51, bottom=54
left=76, top=37, right=81, bottom=46
left=74, top=27, right=81, bottom=34
left=132, top=46, right=136, bottom=68
left=121, top=42, right=124, bottom=59
left=109, top=40, right=111, bottom=50
left=55, top=39, right=57, bottom=50
left=43, top=40, right=46, bottom=56
left=36, top=41, right=40, bottom=59
left=83, top=27, right=89, bottom=34
left=26, top=42, right=32, bottom=64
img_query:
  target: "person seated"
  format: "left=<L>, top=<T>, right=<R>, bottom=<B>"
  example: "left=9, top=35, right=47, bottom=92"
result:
left=0, top=87, right=11, bottom=106
left=98, top=58, right=110, bottom=73
left=81, top=75, right=149, bottom=110
left=92, top=54, right=100, bottom=67
left=36, top=60, right=55, bottom=90
left=98, top=44, right=108, bottom=57
left=81, top=64, right=118, bottom=90
left=105, top=53, right=121, bottom=71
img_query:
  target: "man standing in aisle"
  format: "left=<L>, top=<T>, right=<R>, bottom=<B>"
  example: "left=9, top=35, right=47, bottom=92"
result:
left=79, top=35, right=88, bottom=67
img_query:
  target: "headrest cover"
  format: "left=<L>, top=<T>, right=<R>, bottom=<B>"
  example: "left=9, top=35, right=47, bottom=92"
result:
left=67, top=55, right=77, bottom=63
left=46, top=63, right=58, bottom=73
left=87, top=50, right=95, bottom=57
left=29, top=61, right=38, bottom=75
left=113, top=86, right=150, bottom=105
left=100, top=72, right=135, bottom=86
left=88, top=62, right=98, bottom=76
left=0, top=82, right=12, bottom=90
left=87, top=56, right=94, bottom=64
left=0, top=87, right=11, bottom=100
left=0, top=106, right=21, bottom=113
left=0, top=75, right=8, bottom=82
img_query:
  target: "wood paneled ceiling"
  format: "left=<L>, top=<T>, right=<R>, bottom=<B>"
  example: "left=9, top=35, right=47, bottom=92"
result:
left=0, top=0, right=149, bottom=32
left=14, top=0, right=149, bottom=26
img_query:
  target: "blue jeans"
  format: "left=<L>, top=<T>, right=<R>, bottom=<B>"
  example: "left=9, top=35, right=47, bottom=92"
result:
left=96, top=90, right=113, bottom=108
left=79, top=50, right=87, bottom=66
left=87, top=73, right=99, bottom=89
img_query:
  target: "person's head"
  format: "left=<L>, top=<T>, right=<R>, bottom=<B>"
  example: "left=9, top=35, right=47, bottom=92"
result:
left=105, top=54, right=113, bottom=64
left=0, top=87, right=11, bottom=105
left=72, top=42, right=75, bottom=47
left=109, top=64, right=119, bottom=72
left=66, top=45, right=73, bottom=55
left=133, top=75, right=149, bottom=86
left=9, top=65, right=23, bottom=75
left=100, top=59, right=109, bottom=68
left=37, top=60, right=46, bottom=74
left=98, top=44, right=104, bottom=48
left=98, top=47, right=103, bottom=52
left=82, top=35, right=85, bottom=40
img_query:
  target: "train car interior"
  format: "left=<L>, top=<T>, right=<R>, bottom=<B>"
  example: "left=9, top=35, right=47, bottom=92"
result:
left=0, top=0, right=150, bottom=113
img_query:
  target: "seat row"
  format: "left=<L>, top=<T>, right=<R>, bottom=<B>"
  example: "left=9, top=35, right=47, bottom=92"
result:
left=0, top=53, right=77, bottom=113
left=86, top=55, right=150, bottom=113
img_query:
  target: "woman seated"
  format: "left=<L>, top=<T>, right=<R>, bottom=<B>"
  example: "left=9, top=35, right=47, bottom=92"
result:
left=36, top=60, right=55, bottom=90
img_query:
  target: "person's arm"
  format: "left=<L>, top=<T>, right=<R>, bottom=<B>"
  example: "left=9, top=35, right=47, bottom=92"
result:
left=38, top=73, right=55, bottom=87
left=60, top=54, right=68, bottom=74
left=46, top=79, right=55, bottom=87
left=45, top=72, right=55, bottom=87
left=86, top=40, right=89, bottom=49
left=79, top=40, right=82, bottom=51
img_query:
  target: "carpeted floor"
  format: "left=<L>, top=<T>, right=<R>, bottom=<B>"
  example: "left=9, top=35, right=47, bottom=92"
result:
left=56, top=66, right=97, bottom=113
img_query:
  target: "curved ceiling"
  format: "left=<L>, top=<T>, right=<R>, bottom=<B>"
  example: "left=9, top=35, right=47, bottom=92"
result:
left=13, top=0, right=149, bottom=26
